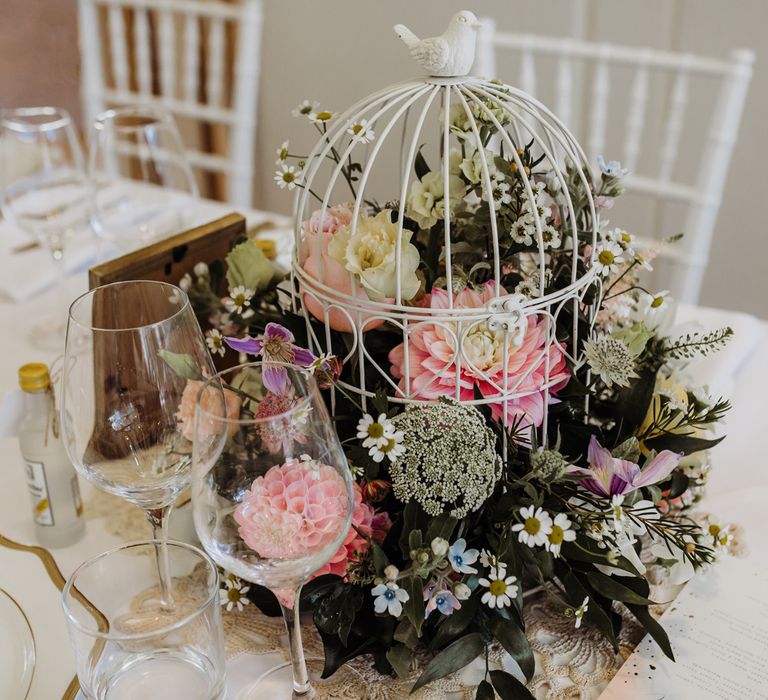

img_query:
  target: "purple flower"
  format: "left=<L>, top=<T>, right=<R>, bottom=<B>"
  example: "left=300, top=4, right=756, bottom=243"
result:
left=225, top=323, right=315, bottom=394
left=566, top=436, right=681, bottom=497
left=424, top=584, right=461, bottom=618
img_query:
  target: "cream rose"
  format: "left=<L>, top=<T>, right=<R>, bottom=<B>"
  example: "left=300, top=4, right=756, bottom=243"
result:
left=406, top=171, right=466, bottom=229
left=328, top=209, right=421, bottom=302
left=460, top=148, right=498, bottom=185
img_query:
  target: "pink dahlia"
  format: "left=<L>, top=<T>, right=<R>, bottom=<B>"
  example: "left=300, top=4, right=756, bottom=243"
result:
left=234, top=458, right=350, bottom=560
left=312, top=481, right=391, bottom=579
left=388, top=281, right=569, bottom=428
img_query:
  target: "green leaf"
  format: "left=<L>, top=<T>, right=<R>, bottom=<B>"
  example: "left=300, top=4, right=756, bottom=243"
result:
left=626, top=603, right=675, bottom=661
left=611, top=436, right=641, bottom=463
left=414, top=149, right=430, bottom=181
left=667, top=469, right=690, bottom=499
left=403, top=576, right=425, bottom=637
left=489, top=669, right=535, bottom=699
left=411, top=633, right=485, bottom=693
left=158, top=350, right=203, bottom=380
left=645, top=433, right=724, bottom=455
left=429, top=592, right=480, bottom=649
left=586, top=572, right=656, bottom=605
left=371, top=543, right=388, bottom=577
left=425, top=513, right=458, bottom=544
left=409, top=529, right=423, bottom=554
left=614, top=322, right=654, bottom=357
left=489, top=616, right=534, bottom=681
left=476, top=680, right=494, bottom=700
left=225, top=240, right=278, bottom=293
left=563, top=571, right=617, bottom=651
left=394, top=620, right=420, bottom=650
left=386, top=644, right=412, bottom=679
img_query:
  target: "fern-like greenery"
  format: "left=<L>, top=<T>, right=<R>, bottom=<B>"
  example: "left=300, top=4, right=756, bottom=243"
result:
left=662, top=326, right=733, bottom=360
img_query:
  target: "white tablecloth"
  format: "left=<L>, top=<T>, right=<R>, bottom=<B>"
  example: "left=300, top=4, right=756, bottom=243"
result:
left=0, top=210, right=765, bottom=698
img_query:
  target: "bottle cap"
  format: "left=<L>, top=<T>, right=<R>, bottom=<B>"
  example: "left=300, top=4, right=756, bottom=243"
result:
left=18, top=363, right=50, bottom=392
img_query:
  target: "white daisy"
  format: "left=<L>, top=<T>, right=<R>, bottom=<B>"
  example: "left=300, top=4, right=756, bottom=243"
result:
left=371, top=581, right=409, bottom=617
left=608, top=228, right=636, bottom=254
left=593, top=241, right=625, bottom=276
left=193, top=262, right=209, bottom=278
left=573, top=596, right=589, bottom=628
left=479, top=570, right=518, bottom=609
left=540, top=225, right=562, bottom=250
left=512, top=505, right=553, bottom=548
left=357, top=413, right=394, bottom=449
left=223, top=286, right=254, bottom=315
left=275, top=140, right=289, bottom=163
left=369, top=429, right=405, bottom=464
left=179, top=273, right=192, bottom=292
left=546, top=513, right=576, bottom=557
left=642, top=290, right=670, bottom=316
left=510, top=220, right=533, bottom=246
left=514, top=278, right=539, bottom=298
left=274, top=163, right=302, bottom=190
left=309, top=109, right=336, bottom=124
left=346, top=119, right=375, bottom=144
left=292, top=99, right=318, bottom=118
left=219, top=576, right=251, bottom=612
left=482, top=176, right=512, bottom=210
left=610, top=494, right=626, bottom=532
left=206, top=329, right=226, bottom=357
left=633, top=253, right=654, bottom=271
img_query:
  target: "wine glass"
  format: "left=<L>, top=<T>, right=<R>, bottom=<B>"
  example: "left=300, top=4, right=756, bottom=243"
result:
left=191, top=362, right=354, bottom=699
left=88, top=106, right=198, bottom=253
left=62, top=540, right=226, bottom=700
left=61, top=280, right=215, bottom=606
left=0, top=106, right=89, bottom=347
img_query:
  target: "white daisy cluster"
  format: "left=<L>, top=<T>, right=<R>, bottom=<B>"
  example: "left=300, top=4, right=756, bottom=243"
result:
left=346, top=118, right=376, bottom=144
left=512, top=505, right=576, bottom=558
left=356, top=413, right=405, bottom=464
left=509, top=182, right=560, bottom=249
left=388, top=399, right=502, bottom=518
left=223, top=285, right=255, bottom=318
left=583, top=334, right=639, bottom=388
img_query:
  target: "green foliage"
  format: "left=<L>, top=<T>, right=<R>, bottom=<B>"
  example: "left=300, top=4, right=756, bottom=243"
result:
left=411, top=633, right=486, bottom=693
left=157, top=350, right=203, bottom=380
left=225, top=240, right=280, bottom=293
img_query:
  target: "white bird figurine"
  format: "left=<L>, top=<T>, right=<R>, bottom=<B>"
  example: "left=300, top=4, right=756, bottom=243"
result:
left=394, top=10, right=481, bottom=77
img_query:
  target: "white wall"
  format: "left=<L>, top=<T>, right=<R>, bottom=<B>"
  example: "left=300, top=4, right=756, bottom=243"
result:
left=255, top=0, right=767, bottom=318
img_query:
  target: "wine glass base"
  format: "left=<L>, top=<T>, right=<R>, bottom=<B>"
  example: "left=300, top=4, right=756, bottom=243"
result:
left=229, top=656, right=365, bottom=700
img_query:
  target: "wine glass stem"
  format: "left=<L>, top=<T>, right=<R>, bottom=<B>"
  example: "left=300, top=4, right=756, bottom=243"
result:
left=280, top=588, right=315, bottom=699
left=145, top=504, right=175, bottom=611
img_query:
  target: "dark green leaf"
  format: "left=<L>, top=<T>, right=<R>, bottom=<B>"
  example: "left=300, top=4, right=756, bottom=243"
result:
left=645, top=433, right=724, bottom=454
left=371, top=543, right=388, bottom=577
left=563, top=572, right=617, bottom=651
left=414, top=149, right=430, bottom=181
left=489, top=616, right=534, bottom=680
left=426, top=513, right=458, bottom=544
left=403, top=576, right=425, bottom=637
left=586, top=572, right=656, bottom=605
left=409, top=529, right=423, bottom=554
left=429, top=593, right=480, bottom=649
left=411, top=633, right=485, bottom=693
left=394, top=620, right=420, bottom=650
left=386, top=644, right=412, bottom=679
left=489, top=669, right=535, bottom=699
left=476, top=680, right=494, bottom=700
left=667, top=470, right=690, bottom=499
left=626, top=603, right=675, bottom=661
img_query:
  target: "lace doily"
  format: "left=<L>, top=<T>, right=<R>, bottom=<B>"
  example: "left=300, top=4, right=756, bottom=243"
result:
left=87, top=489, right=747, bottom=699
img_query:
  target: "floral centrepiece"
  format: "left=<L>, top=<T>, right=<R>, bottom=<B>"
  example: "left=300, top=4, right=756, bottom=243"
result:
left=174, top=79, right=740, bottom=697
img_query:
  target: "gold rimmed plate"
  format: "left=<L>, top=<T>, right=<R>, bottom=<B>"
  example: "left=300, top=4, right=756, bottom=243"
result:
left=0, top=534, right=82, bottom=699
left=0, top=587, right=35, bottom=698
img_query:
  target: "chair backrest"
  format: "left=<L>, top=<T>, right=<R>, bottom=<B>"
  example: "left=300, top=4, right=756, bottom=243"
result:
left=475, top=20, right=754, bottom=303
left=78, top=0, right=263, bottom=208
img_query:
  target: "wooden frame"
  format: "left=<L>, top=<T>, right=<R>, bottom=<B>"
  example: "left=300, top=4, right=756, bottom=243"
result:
left=89, top=212, right=245, bottom=288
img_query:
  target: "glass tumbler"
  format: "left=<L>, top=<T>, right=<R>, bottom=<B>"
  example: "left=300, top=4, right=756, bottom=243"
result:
left=62, top=540, right=225, bottom=700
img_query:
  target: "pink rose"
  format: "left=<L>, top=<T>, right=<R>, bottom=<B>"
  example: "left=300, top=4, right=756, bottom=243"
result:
left=300, top=203, right=355, bottom=261
left=176, top=380, right=241, bottom=442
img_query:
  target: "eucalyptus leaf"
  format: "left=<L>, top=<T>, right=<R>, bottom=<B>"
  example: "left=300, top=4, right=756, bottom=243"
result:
left=403, top=576, right=425, bottom=637
left=157, top=350, right=203, bottom=380
left=562, top=572, right=618, bottom=651
left=429, top=592, right=480, bottom=649
left=411, top=632, right=485, bottom=693
left=586, top=572, right=656, bottom=605
left=489, top=669, right=535, bottom=699
left=386, top=644, right=412, bottom=679
left=645, top=433, right=724, bottom=455
left=667, top=469, right=690, bottom=499
left=476, top=680, right=494, bottom=700
left=225, top=240, right=278, bottom=293
left=425, top=513, right=458, bottom=544
left=626, top=603, right=675, bottom=661
left=489, top=616, right=534, bottom=680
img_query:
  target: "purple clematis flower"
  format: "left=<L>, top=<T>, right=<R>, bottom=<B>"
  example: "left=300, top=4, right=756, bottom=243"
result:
left=567, top=435, right=681, bottom=497
left=225, top=323, right=316, bottom=395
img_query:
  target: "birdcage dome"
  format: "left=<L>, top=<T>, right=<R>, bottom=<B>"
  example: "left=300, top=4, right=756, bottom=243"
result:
left=291, top=73, right=599, bottom=433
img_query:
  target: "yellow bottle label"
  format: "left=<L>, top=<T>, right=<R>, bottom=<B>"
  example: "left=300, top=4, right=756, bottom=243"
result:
left=24, top=459, right=53, bottom=526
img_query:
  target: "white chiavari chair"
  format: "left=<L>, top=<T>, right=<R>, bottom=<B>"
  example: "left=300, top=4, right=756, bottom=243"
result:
left=475, top=21, right=754, bottom=303
left=78, top=0, right=263, bottom=208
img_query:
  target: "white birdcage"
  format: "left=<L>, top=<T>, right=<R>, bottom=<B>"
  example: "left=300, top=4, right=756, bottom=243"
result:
left=290, top=62, right=599, bottom=443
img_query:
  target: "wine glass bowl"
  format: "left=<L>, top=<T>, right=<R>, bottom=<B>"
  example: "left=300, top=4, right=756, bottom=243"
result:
left=192, top=362, right=354, bottom=697
left=62, top=280, right=213, bottom=509
left=89, top=107, right=198, bottom=252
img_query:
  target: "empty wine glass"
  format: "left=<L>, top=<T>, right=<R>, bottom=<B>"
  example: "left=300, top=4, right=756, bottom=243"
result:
left=0, top=106, right=89, bottom=346
left=192, top=362, right=354, bottom=699
left=62, top=540, right=225, bottom=700
left=61, top=280, right=215, bottom=606
left=89, top=106, right=198, bottom=253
